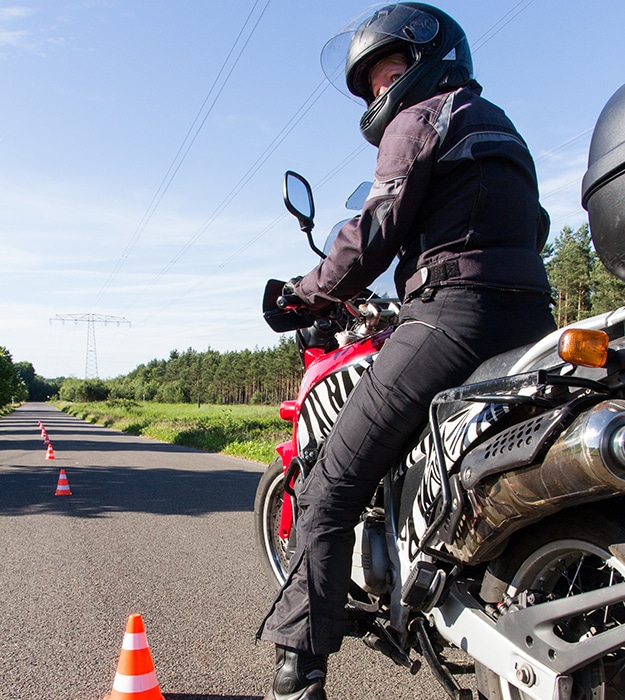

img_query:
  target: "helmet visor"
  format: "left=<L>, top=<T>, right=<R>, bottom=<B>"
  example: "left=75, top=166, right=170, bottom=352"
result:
left=321, top=3, right=440, bottom=101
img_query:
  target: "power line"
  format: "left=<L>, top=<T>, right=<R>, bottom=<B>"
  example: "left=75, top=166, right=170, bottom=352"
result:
left=535, top=128, right=593, bottom=164
left=313, top=143, right=370, bottom=190
left=124, top=0, right=549, bottom=316
left=468, top=2, right=592, bottom=237
left=132, top=141, right=370, bottom=328
left=549, top=209, right=587, bottom=230
left=542, top=176, right=582, bottom=200
left=128, top=0, right=544, bottom=308
left=123, top=78, right=332, bottom=311
left=93, top=0, right=272, bottom=307
left=534, top=129, right=593, bottom=232
left=471, top=0, right=538, bottom=53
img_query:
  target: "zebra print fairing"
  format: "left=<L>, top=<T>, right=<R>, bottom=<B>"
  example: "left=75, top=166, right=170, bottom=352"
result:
left=296, top=355, right=376, bottom=456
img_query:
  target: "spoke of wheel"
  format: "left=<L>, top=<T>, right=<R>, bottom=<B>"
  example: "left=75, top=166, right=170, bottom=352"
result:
left=566, top=555, right=585, bottom=597
left=603, top=569, right=615, bottom=626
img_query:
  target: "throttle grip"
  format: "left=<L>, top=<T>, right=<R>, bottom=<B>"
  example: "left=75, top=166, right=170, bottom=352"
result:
left=277, top=294, right=303, bottom=311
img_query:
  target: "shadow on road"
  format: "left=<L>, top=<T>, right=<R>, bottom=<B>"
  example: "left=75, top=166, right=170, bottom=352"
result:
left=0, top=404, right=267, bottom=518
left=1, top=405, right=259, bottom=455
left=0, top=465, right=262, bottom=518
left=164, top=696, right=263, bottom=700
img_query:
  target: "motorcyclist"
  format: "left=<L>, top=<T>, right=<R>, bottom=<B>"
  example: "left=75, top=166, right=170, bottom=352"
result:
left=257, top=4, right=557, bottom=699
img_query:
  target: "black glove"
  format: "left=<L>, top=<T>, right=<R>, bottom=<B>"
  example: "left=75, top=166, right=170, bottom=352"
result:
left=277, top=276, right=304, bottom=311
left=282, top=276, right=303, bottom=296
left=281, top=276, right=333, bottom=313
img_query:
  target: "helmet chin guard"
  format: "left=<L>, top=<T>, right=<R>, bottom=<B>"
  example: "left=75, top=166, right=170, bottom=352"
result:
left=359, top=42, right=468, bottom=146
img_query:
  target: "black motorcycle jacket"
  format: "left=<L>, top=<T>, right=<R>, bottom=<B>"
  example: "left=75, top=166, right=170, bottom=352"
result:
left=294, top=82, right=551, bottom=308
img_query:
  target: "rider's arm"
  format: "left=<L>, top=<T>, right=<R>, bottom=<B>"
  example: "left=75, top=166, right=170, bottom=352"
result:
left=292, top=104, right=440, bottom=309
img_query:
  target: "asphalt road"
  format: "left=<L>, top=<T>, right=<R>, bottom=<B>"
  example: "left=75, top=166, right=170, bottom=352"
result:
left=0, top=403, right=471, bottom=700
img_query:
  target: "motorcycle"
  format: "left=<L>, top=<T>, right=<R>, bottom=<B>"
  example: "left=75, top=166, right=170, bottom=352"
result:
left=254, top=84, right=625, bottom=700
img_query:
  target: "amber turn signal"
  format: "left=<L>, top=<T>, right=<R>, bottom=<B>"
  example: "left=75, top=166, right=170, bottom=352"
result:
left=558, top=328, right=610, bottom=368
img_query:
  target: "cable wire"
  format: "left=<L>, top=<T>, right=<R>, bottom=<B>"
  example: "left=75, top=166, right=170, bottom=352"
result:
left=471, top=0, right=538, bottom=53
left=93, top=0, right=271, bottom=307
left=133, top=0, right=545, bottom=307
left=125, top=0, right=577, bottom=321
left=132, top=141, right=370, bottom=327
left=122, top=78, right=333, bottom=311
left=535, top=128, right=593, bottom=164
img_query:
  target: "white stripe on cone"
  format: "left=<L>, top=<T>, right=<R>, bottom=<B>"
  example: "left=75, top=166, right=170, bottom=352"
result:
left=112, top=670, right=159, bottom=693
left=122, top=631, right=149, bottom=650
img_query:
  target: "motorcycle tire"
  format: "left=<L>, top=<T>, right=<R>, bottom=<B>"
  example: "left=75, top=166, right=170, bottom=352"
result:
left=254, top=457, right=291, bottom=590
left=475, top=509, right=625, bottom=700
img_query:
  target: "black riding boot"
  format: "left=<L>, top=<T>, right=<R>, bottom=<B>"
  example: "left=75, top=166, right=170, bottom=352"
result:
left=264, top=645, right=328, bottom=700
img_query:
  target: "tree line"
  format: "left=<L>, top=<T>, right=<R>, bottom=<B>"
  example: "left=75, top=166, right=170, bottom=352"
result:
left=57, top=335, right=303, bottom=406
left=0, top=349, right=62, bottom=406
left=4, top=223, right=625, bottom=408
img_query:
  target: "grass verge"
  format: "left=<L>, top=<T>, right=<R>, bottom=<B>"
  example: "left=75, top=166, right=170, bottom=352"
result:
left=54, top=400, right=290, bottom=464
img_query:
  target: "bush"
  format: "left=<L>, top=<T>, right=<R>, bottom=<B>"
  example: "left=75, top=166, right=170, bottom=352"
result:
left=59, top=378, right=110, bottom=402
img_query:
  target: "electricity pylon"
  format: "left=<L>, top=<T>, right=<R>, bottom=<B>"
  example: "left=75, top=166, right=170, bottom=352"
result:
left=50, top=313, right=131, bottom=378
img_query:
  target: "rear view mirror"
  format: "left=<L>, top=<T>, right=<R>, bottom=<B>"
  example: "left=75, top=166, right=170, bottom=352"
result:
left=345, top=181, right=372, bottom=211
left=284, top=171, right=315, bottom=233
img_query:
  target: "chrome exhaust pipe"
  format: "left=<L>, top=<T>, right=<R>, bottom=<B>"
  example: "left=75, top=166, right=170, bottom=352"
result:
left=449, top=400, right=625, bottom=564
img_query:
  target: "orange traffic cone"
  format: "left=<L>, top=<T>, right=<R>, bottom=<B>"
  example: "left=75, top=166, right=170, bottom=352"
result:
left=105, top=614, right=165, bottom=700
left=55, top=469, right=71, bottom=496
left=43, top=432, right=50, bottom=445
left=46, top=443, right=56, bottom=460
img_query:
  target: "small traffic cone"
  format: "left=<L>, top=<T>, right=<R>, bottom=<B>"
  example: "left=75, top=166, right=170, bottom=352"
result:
left=104, top=614, right=165, bottom=700
left=46, top=443, right=56, bottom=460
left=43, top=432, right=50, bottom=445
left=55, top=469, right=71, bottom=496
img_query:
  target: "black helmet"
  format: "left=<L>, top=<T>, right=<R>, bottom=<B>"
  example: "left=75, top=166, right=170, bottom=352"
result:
left=321, top=3, right=473, bottom=146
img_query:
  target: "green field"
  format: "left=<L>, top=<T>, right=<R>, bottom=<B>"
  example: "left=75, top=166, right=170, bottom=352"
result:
left=56, top=400, right=290, bottom=464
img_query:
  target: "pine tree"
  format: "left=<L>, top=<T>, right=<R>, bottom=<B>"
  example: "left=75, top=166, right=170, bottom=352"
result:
left=546, top=224, right=593, bottom=326
left=590, top=255, right=625, bottom=315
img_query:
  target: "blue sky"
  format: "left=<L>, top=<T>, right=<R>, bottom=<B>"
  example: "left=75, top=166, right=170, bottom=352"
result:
left=1, top=0, right=624, bottom=379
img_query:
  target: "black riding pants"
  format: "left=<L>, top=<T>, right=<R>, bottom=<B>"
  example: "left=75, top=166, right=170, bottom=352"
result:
left=258, top=286, right=556, bottom=655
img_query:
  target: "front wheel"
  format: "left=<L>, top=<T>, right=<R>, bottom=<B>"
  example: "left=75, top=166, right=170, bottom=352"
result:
left=476, top=510, right=625, bottom=699
left=254, top=457, right=291, bottom=589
